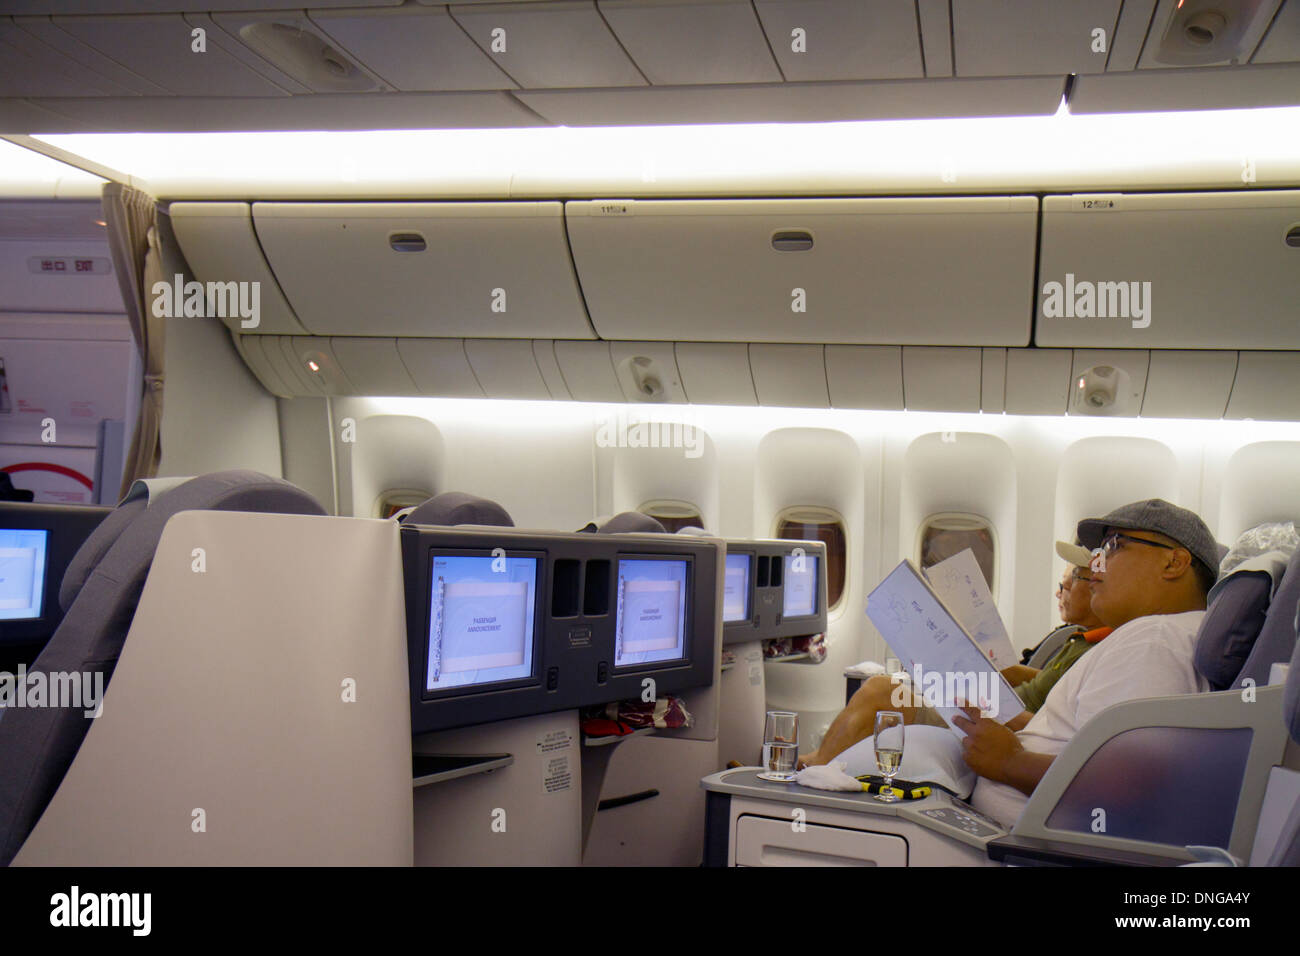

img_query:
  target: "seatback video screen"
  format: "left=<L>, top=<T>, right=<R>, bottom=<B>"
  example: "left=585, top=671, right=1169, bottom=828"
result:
left=782, top=552, right=819, bottom=618
left=723, top=552, right=751, bottom=623
left=426, top=553, right=538, bottom=693
left=0, top=528, right=47, bottom=622
left=615, top=558, right=688, bottom=668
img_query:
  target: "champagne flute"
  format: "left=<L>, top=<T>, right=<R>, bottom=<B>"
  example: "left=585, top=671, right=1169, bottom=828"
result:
left=873, top=711, right=905, bottom=803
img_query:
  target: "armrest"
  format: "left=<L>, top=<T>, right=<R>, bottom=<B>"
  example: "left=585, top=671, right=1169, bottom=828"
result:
left=1011, top=685, right=1289, bottom=864
left=987, top=834, right=1190, bottom=867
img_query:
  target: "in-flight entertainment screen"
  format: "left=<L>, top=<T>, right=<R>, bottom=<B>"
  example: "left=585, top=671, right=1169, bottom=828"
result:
left=782, top=552, right=819, bottom=618
left=426, top=553, right=539, bottom=692
left=614, top=558, right=688, bottom=668
left=722, top=552, right=751, bottom=623
left=0, top=528, right=47, bottom=622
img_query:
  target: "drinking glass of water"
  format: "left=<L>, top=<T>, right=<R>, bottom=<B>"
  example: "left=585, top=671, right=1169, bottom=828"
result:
left=873, top=711, right=905, bottom=803
left=759, top=711, right=799, bottom=781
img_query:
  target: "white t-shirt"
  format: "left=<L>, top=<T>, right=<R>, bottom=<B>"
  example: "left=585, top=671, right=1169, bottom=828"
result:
left=970, top=610, right=1208, bottom=827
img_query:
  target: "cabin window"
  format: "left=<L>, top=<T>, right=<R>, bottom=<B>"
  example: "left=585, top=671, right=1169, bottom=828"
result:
left=917, top=513, right=997, bottom=592
left=639, top=499, right=704, bottom=533
left=376, top=489, right=431, bottom=519
left=774, top=507, right=847, bottom=610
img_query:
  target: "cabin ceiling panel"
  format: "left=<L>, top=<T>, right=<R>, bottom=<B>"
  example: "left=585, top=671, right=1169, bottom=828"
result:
left=1004, top=347, right=1072, bottom=415
left=50, top=14, right=296, bottom=96
left=17, top=91, right=542, bottom=133
left=0, top=17, right=138, bottom=97
left=1070, top=61, right=1300, bottom=111
left=11, top=15, right=169, bottom=94
left=951, top=0, right=1121, bottom=77
left=673, top=342, right=757, bottom=406
left=1224, top=352, right=1300, bottom=421
left=517, top=75, right=1065, bottom=125
left=1254, top=0, right=1300, bottom=62
left=752, top=0, right=923, bottom=81
left=310, top=6, right=519, bottom=92
left=902, top=346, right=981, bottom=412
left=447, top=1, right=646, bottom=89
left=1141, top=350, right=1236, bottom=419
left=596, top=0, right=782, bottom=85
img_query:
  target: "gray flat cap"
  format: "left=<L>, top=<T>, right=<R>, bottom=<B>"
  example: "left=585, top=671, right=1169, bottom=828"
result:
left=1076, top=498, right=1219, bottom=573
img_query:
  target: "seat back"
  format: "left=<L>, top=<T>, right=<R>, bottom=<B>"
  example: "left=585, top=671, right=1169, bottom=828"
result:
left=0, top=470, right=323, bottom=865
left=1236, top=550, right=1300, bottom=690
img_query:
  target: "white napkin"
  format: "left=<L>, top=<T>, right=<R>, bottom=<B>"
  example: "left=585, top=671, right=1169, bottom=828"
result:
left=793, top=760, right=865, bottom=792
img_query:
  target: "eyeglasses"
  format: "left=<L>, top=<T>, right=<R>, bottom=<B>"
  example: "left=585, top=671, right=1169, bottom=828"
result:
left=1100, top=532, right=1178, bottom=559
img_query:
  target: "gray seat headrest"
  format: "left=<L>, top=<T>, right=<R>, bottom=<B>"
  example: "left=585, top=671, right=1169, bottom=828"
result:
left=58, top=495, right=148, bottom=613
left=1235, top=550, right=1300, bottom=690
left=405, top=492, right=513, bottom=528
left=597, top=512, right=666, bottom=534
left=1193, top=570, right=1272, bottom=691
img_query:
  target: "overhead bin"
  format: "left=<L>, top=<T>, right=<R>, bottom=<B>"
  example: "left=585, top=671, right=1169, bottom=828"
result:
left=1036, top=191, right=1300, bottom=350
left=251, top=202, right=595, bottom=339
left=565, top=197, right=1037, bottom=345
left=169, top=203, right=305, bottom=335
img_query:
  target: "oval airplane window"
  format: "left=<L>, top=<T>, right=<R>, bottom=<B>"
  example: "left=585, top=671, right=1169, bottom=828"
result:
left=917, top=512, right=997, bottom=593
left=774, top=506, right=847, bottom=610
left=376, top=489, right=432, bottom=519
left=640, top=499, right=704, bottom=533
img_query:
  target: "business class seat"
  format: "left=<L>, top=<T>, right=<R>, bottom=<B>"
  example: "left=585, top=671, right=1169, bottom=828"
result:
left=994, top=546, right=1300, bottom=865
left=0, top=471, right=326, bottom=865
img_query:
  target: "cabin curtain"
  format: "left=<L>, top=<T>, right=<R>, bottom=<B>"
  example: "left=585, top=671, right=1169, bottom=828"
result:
left=101, top=182, right=166, bottom=500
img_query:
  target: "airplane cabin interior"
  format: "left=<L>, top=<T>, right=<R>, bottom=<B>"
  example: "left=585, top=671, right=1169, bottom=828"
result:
left=0, top=0, right=1298, bottom=901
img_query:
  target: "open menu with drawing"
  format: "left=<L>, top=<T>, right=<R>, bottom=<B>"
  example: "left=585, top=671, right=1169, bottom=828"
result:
left=922, top=548, right=1019, bottom=670
left=865, top=558, right=1026, bottom=740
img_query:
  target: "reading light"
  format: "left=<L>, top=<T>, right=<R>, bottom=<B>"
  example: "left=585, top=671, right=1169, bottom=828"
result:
left=307, top=360, right=321, bottom=373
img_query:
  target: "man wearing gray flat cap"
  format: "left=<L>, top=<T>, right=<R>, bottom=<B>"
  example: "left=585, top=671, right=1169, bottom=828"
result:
left=956, top=498, right=1218, bottom=826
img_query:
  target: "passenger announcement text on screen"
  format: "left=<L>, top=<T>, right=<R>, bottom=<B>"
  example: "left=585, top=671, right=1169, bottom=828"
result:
left=615, top=558, right=688, bottom=667
left=426, top=554, right=538, bottom=692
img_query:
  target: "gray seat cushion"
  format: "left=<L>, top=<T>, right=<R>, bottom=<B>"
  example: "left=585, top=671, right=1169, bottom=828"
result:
left=0, top=470, right=323, bottom=865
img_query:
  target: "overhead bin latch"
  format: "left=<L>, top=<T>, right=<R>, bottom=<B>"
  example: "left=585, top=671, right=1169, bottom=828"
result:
left=1286, top=226, right=1300, bottom=249
left=771, top=231, right=814, bottom=253
left=389, top=233, right=427, bottom=253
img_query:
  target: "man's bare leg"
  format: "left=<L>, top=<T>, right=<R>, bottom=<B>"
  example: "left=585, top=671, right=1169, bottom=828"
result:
left=798, top=676, right=923, bottom=768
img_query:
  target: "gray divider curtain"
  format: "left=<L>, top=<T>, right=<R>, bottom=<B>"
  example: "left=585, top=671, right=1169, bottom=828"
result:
left=101, top=182, right=165, bottom=501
